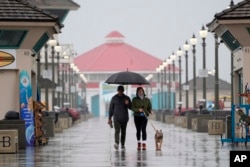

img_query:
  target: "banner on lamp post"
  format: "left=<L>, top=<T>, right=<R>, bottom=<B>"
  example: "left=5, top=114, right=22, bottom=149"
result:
left=199, top=69, right=208, bottom=78
left=56, top=86, right=62, bottom=92
left=65, top=82, right=69, bottom=94
left=156, top=83, right=160, bottom=89
left=171, top=82, right=176, bottom=92
left=183, top=85, right=189, bottom=90
left=71, top=86, right=76, bottom=93
left=42, top=70, right=52, bottom=79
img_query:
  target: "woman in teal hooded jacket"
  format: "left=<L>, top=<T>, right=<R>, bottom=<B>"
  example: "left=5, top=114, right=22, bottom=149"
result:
left=131, top=87, right=152, bottom=150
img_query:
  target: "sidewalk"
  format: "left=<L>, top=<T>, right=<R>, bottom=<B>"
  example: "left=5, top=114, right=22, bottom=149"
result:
left=0, top=116, right=248, bottom=167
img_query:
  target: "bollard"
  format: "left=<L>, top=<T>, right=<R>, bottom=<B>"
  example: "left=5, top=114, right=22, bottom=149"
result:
left=192, top=115, right=213, bottom=132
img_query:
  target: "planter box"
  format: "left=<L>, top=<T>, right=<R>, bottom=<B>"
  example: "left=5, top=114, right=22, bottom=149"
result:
left=0, top=130, right=18, bottom=153
left=208, top=120, right=224, bottom=135
left=192, top=115, right=213, bottom=132
left=0, top=120, right=25, bottom=149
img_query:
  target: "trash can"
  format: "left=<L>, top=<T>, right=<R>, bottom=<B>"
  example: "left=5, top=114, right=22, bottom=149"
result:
left=4, top=111, right=20, bottom=120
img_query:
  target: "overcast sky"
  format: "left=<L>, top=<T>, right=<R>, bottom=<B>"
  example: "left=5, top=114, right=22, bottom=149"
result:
left=59, top=0, right=241, bottom=83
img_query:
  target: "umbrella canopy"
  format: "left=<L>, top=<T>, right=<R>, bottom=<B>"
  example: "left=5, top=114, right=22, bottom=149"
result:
left=105, top=71, right=150, bottom=85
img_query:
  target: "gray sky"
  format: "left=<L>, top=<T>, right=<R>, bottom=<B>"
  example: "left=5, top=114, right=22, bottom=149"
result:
left=59, top=0, right=241, bottom=83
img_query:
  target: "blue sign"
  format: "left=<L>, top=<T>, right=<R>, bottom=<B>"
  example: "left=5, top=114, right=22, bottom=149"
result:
left=19, top=70, right=35, bottom=146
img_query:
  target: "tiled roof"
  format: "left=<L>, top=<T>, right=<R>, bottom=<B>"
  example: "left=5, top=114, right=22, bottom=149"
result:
left=24, top=0, right=80, bottom=10
left=215, top=0, right=250, bottom=20
left=0, top=0, right=59, bottom=22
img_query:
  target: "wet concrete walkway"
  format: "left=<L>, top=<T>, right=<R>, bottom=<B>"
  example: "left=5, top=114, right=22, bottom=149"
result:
left=0, top=116, right=249, bottom=167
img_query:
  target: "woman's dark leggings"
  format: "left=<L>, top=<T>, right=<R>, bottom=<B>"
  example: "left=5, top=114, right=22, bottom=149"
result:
left=134, top=116, right=148, bottom=141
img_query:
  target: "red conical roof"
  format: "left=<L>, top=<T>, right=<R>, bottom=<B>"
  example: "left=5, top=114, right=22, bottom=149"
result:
left=74, top=31, right=163, bottom=72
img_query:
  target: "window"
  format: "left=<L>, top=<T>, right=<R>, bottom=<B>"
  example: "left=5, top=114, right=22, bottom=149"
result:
left=0, top=30, right=27, bottom=48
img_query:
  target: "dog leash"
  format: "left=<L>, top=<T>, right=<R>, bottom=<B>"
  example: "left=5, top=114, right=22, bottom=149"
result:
left=142, top=111, right=157, bottom=132
left=149, top=120, right=157, bottom=132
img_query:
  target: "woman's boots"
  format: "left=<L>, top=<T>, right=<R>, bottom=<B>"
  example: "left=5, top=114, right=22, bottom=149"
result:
left=137, top=142, right=146, bottom=150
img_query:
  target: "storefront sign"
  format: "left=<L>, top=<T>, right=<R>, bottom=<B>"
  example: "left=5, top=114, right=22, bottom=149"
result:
left=0, top=50, right=16, bottom=69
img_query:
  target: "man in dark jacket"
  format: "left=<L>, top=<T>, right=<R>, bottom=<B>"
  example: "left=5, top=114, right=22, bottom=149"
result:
left=108, top=85, right=131, bottom=150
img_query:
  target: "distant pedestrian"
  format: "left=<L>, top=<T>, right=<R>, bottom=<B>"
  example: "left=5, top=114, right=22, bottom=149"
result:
left=131, top=87, right=152, bottom=150
left=54, top=106, right=60, bottom=124
left=108, top=85, right=131, bottom=150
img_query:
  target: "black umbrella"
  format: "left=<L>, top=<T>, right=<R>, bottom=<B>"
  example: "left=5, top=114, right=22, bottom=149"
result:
left=105, top=71, right=150, bottom=85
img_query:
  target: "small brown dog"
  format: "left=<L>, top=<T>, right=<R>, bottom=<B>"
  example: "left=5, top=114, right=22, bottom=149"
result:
left=155, top=129, right=163, bottom=151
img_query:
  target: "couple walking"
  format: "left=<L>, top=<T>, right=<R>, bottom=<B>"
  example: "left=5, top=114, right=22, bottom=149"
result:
left=108, top=85, right=152, bottom=151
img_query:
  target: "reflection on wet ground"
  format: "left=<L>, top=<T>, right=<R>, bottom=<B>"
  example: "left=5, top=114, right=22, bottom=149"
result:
left=0, top=117, right=249, bottom=167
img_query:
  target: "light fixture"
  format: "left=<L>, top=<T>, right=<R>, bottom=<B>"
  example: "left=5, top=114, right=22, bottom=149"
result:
left=190, top=34, right=198, bottom=46
left=176, top=47, right=183, bottom=57
left=47, top=39, right=57, bottom=47
left=199, top=25, right=208, bottom=39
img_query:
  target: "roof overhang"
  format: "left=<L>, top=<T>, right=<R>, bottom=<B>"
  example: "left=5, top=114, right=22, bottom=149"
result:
left=207, top=0, right=250, bottom=52
left=208, top=18, right=250, bottom=52
left=0, top=21, right=61, bottom=32
left=0, top=22, right=61, bottom=52
left=40, top=6, right=79, bottom=10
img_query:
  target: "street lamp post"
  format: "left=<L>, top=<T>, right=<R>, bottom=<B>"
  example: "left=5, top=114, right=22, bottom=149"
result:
left=170, top=52, right=177, bottom=112
left=163, top=63, right=167, bottom=110
left=162, top=61, right=168, bottom=110
left=214, top=34, right=220, bottom=110
left=156, top=67, right=161, bottom=110
left=183, top=40, right=190, bottom=109
left=44, top=43, right=49, bottom=111
left=48, top=39, right=57, bottom=110
left=145, top=74, right=153, bottom=99
left=190, top=34, right=198, bottom=109
left=199, top=25, right=208, bottom=108
left=159, top=64, right=164, bottom=110
left=70, top=63, right=75, bottom=108
left=67, top=64, right=71, bottom=105
left=55, top=45, right=62, bottom=107
left=61, top=50, right=70, bottom=106
left=37, top=52, right=41, bottom=101
left=74, top=66, right=80, bottom=108
left=62, top=63, right=65, bottom=106
left=80, top=74, right=87, bottom=107
left=167, top=58, right=172, bottom=110
left=231, top=51, right=234, bottom=105
left=176, top=47, right=183, bottom=114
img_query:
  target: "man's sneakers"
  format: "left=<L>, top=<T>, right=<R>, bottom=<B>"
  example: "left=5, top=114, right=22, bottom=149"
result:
left=114, top=143, right=119, bottom=150
left=114, top=143, right=126, bottom=151
left=121, top=145, right=125, bottom=151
